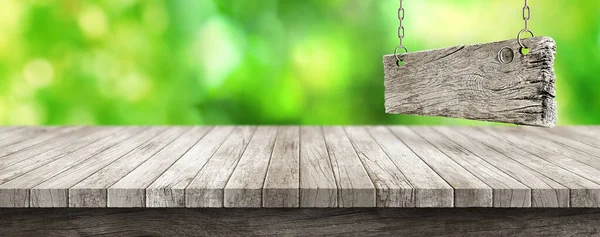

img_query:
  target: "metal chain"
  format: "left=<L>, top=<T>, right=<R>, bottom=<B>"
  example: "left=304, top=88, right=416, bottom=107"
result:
left=394, top=0, right=407, bottom=61
left=517, top=0, right=534, bottom=49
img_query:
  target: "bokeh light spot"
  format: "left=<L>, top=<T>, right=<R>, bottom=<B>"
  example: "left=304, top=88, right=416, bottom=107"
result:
left=24, top=59, right=54, bottom=88
left=143, top=2, right=169, bottom=35
left=195, top=17, right=244, bottom=88
left=78, top=6, right=108, bottom=39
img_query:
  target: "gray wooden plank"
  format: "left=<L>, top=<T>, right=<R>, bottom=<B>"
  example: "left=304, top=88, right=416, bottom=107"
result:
left=411, top=127, right=531, bottom=207
left=263, top=126, right=300, bottom=208
left=0, top=126, right=94, bottom=170
left=434, top=127, right=569, bottom=207
left=322, top=126, right=376, bottom=207
left=0, top=127, right=27, bottom=141
left=479, top=127, right=600, bottom=188
left=0, top=127, right=121, bottom=185
left=30, top=127, right=167, bottom=207
left=0, top=127, right=80, bottom=157
left=457, top=127, right=600, bottom=208
left=344, top=126, right=415, bottom=207
left=0, top=127, right=50, bottom=148
left=367, top=126, right=453, bottom=207
left=547, top=127, right=600, bottom=149
left=224, top=126, right=278, bottom=208
left=384, top=37, right=557, bottom=127
left=185, top=126, right=256, bottom=208
left=108, top=127, right=211, bottom=208
left=146, top=126, right=233, bottom=207
left=0, top=127, right=144, bottom=207
left=69, top=127, right=192, bottom=207
left=498, top=127, right=600, bottom=172
left=388, top=126, right=493, bottom=207
left=299, top=126, right=337, bottom=208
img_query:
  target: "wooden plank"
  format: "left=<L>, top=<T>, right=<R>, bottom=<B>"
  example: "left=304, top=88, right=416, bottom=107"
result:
left=497, top=127, right=600, bottom=171
left=3, top=209, right=600, bottom=236
left=30, top=127, right=167, bottom=207
left=262, top=126, right=300, bottom=208
left=0, top=127, right=28, bottom=142
left=186, top=126, right=256, bottom=208
left=344, top=126, right=415, bottom=207
left=0, top=126, right=96, bottom=170
left=548, top=127, right=600, bottom=149
left=0, top=127, right=144, bottom=207
left=322, top=126, right=376, bottom=207
left=0, top=127, right=49, bottom=148
left=299, top=126, right=337, bottom=207
left=367, top=126, right=453, bottom=207
left=411, top=127, right=531, bottom=207
left=0, top=127, right=80, bottom=157
left=69, top=127, right=192, bottom=207
left=479, top=127, right=600, bottom=188
left=108, top=127, right=211, bottom=208
left=224, top=126, right=278, bottom=208
left=0, top=127, right=121, bottom=185
left=388, top=126, right=492, bottom=207
left=146, top=127, right=234, bottom=207
left=434, top=127, right=569, bottom=207
left=384, top=36, right=557, bottom=127
left=457, top=127, right=600, bottom=208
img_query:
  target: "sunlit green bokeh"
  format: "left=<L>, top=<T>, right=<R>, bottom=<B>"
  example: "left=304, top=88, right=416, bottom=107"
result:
left=0, top=0, right=598, bottom=125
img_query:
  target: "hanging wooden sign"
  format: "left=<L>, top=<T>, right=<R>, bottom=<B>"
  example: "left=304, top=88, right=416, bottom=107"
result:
left=384, top=0, right=557, bottom=127
left=383, top=37, right=557, bottom=127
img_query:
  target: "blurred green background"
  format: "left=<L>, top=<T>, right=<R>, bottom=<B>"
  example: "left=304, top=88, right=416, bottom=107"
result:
left=0, top=0, right=598, bottom=125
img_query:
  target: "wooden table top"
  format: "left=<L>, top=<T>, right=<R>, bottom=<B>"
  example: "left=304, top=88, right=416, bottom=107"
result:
left=0, top=126, right=598, bottom=208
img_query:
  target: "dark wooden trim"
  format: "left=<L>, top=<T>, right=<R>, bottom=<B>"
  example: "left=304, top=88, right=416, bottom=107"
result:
left=1, top=208, right=599, bottom=236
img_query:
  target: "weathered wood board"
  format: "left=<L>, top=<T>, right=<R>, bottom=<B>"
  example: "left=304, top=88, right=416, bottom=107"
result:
left=384, top=37, right=557, bottom=127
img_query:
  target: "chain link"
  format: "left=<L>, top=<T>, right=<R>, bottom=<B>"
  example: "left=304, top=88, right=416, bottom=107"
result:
left=517, top=0, right=534, bottom=49
left=394, top=0, right=407, bottom=61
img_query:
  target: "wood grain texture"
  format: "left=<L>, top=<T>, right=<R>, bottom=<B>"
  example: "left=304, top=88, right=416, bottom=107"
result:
left=185, top=126, right=256, bottom=208
left=0, top=127, right=143, bottom=207
left=367, top=126, right=453, bottom=207
left=388, top=127, right=493, bottom=207
left=434, top=127, right=570, bottom=207
left=323, top=127, right=376, bottom=207
left=2, top=208, right=599, bottom=237
left=68, top=127, right=189, bottom=207
left=344, top=126, right=415, bottom=207
left=224, top=126, right=278, bottom=208
left=461, top=127, right=600, bottom=207
left=0, top=127, right=120, bottom=184
left=412, top=127, right=531, bottom=207
left=108, top=127, right=210, bottom=208
left=384, top=37, right=557, bottom=127
left=263, top=126, right=300, bottom=208
left=146, top=127, right=233, bottom=207
left=30, top=127, right=167, bottom=207
left=298, top=127, right=337, bottom=207
left=0, top=127, right=80, bottom=158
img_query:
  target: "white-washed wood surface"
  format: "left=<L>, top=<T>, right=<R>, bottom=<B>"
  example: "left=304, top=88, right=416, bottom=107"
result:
left=0, top=126, right=599, bottom=208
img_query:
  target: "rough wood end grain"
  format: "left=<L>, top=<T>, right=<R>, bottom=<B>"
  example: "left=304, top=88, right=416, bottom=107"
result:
left=384, top=36, right=557, bottom=127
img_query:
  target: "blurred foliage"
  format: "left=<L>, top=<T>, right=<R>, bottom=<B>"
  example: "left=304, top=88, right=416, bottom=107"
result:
left=0, top=0, right=598, bottom=125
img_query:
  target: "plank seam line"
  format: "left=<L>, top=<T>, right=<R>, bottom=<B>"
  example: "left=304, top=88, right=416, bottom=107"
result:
left=431, top=127, right=537, bottom=207
left=537, top=129, right=600, bottom=157
left=180, top=127, right=235, bottom=192
left=477, top=127, right=600, bottom=187
left=134, top=127, right=215, bottom=207
left=0, top=127, right=125, bottom=187
left=72, top=127, right=172, bottom=190
left=68, top=127, right=172, bottom=207
left=364, top=127, right=414, bottom=188
left=220, top=126, right=259, bottom=207
left=320, top=126, right=340, bottom=207
left=0, top=127, right=78, bottom=159
left=452, top=128, right=573, bottom=206
left=261, top=126, right=281, bottom=207
left=342, top=126, right=392, bottom=204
